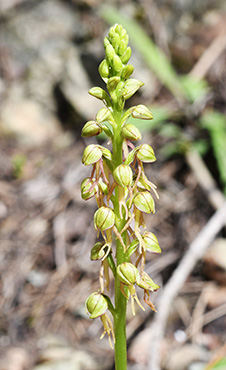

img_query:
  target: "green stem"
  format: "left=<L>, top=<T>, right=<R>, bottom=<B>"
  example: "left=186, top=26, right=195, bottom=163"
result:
left=114, top=237, right=128, bottom=370
left=112, top=108, right=128, bottom=370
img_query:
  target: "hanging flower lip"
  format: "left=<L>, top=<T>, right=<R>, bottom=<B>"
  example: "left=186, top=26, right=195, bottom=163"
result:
left=142, top=232, right=161, bottom=254
left=85, top=292, right=108, bottom=319
left=117, top=262, right=140, bottom=285
left=134, top=191, right=155, bottom=214
left=94, top=206, right=115, bottom=231
left=82, top=144, right=102, bottom=166
left=113, top=164, right=133, bottom=187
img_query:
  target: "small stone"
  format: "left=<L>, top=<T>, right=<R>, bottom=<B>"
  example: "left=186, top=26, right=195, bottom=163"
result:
left=165, top=344, right=210, bottom=370
left=0, top=347, right=31, bottom=370
left=0, top=99, right=61, bottom=147
left=23, top=176, right=60, bottom=204
left=27, top=270, right=49, bottom=288
left=204, top=238, right=226, bottom=271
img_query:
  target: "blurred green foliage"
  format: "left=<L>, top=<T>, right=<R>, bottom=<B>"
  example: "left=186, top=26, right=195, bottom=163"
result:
left=205, top=357, right=226, bottom=370
left=12, top=154, right=26, bottom=179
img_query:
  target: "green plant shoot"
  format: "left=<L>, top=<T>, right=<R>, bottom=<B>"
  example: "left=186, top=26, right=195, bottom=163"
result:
left=81, top=24, right=161, bottom=370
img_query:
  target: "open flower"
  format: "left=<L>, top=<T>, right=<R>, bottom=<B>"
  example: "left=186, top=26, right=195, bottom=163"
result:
left=90, top=242, right=111, bottom=292
left=117, top=262, right=145, bottom=315
left=85, top=292, right=115, bottom=348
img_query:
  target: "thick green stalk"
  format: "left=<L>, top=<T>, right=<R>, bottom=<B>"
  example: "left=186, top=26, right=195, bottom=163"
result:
left=112, top=108, right=128, bottom=370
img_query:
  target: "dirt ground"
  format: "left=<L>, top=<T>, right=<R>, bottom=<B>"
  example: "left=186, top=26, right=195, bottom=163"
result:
left=0, top=1, right=226, bottom=369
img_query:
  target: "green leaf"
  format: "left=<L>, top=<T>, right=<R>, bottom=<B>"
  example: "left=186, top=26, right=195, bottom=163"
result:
left=200, top=110, right=226, bottom=194
left=158, top=123, right=181, bottom=138
left=190, top=139, right=209, bottom=156
left=209, top=357, right=226, bottom=370
left=180, top=75, right=209, bottom=102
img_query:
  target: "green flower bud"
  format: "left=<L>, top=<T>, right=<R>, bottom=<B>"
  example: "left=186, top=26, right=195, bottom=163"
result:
left=90, top=242, right=105, bottom=260
left=117, top=262, right=140, bottom=285
left=89, top=87, right=109, bottom=102
left=121, top=47, right=132, bottom=64
left=136, top=144, right=156, bottom=163
left=107, top=76, right=121, bottom=93
left=85, top=292, right=108, bottom=319
left=121, top=64, right=134, bottom=80
left=105, top=44, right=115, bottom=63
left=112, top=54, right=123, bottom=72
left=108, top=24, right=118, bottom=37
left=103, top=36, right=110, bottom=49
left=134, top=191, right=155, bottom=213
left=122, top=79, right=144, bottom=100
left=132, top=105, right=153, bottom=120
left=115, top=81, right=124, bottom=96
left=96, top=108, right=111, bottom=123
left=119, top=27, right=127, bottom=40
left=82, top=145, right=102, bottom=166
left=118, top=39, right=128, bottom=57
left=113, top=164, right=133, bottom=187
left=115, top=24, right=123, bottom=34
left=81, top=120, right=102, bottom=137
left=81, top=177, right=97, bottom=200
left=142, top=232, right=161, bottom=253
left=137, top=272, right=160, bottom=291
left=122, top=124, right=142, bottom=141
left=109, top=33, right=121, bottom=53
left=94, top=206, right=115, bottom=231
left=99, top=59, right=109, bottom=79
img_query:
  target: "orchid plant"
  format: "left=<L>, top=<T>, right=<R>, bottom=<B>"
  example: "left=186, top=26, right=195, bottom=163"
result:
left=81, top=23, right=161, bottom=370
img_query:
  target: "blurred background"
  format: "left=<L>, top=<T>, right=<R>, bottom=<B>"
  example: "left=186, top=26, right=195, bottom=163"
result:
left=0, top=0, right=226, bottom=369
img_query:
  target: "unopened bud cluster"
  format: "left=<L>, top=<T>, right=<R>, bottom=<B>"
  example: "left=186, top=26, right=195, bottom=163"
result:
left=81, top=24, right=161, bottom=347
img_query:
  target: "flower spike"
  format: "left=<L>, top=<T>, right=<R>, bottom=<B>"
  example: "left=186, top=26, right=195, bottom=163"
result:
left=81, top=23, right=161, bottom=353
